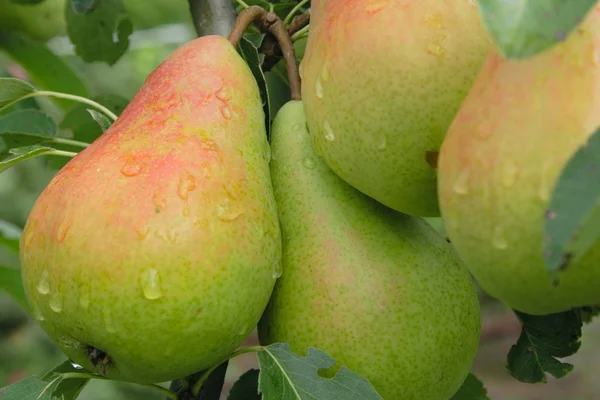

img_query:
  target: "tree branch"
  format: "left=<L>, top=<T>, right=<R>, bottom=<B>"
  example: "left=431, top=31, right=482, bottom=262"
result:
left=188, top=0, right=237, bottom=37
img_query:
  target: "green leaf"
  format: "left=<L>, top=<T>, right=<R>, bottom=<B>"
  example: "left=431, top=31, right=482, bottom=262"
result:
left=580, top=305, right=600, bottom=323
left=0, top=30, right=89, bottom=110
left=168, top=361, right=229, bottom=400
left=0, top=145, right=56, bottom=173
left=66, top=0, right=133, bottom=65
left=0, top=219, right=21, bottom=253
left=0, top=361, right=90, bottom=400
left=71, top=0, right=103, bottom=13
left=87, top=109, right=111, bottom=132
left=256, top=343, right=383, bottom=399
left=0, top=266, right=28, bottom=311
left=0, top=109, right=57, bottom=155
left=477, top=0, right=597, bottom=59
left=228, top=369, right=260, bottom=400
left=8, top=0, right=46, bottom=3
left=60, top=94, right=127, bottom=143
left=544, top=128, right=600, bottom=273
left=0, top=77, right=35, bottom=109
left=238, top=37, right=271, bottom=139
left=41, top=360, right=91, bottom=399
left=507, top=310, right=583, bottom=383
left=449, top=373, right=490, bottom=400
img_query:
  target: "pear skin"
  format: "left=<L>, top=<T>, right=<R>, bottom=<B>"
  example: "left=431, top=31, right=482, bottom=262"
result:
left=259, top=101, right=481, bottom=400
left=300, top=0, right=491, bottom=216
left=438, top=7, right=600, bottom=315
left=19, top=35, right=281, bottom=383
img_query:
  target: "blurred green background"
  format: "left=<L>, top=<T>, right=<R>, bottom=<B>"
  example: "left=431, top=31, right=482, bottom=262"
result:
left=1, top=1, right=600, bottom=399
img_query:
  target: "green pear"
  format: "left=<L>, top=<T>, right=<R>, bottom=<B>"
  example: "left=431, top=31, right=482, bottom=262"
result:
left=0, top=0, right=66, bottom=41
left=300, top=0, right=491, bottom=216
left=438, top=8, right=600, bottom=315
left=258, top=100, right=481, bottom=400
left=19, top=35, right=281, bottom=383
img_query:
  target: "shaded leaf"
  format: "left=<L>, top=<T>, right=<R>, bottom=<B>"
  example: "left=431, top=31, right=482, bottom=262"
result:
left=450, top=373, right=490, bottom=400
left=0, top=145, right=56, bottom=173
left=238, top=37, right=270, bottom=139
left=228, top=369, right=260, bottom=400
left=0, top=109, right=57, bottom=156
left=0, top=30, right=89, bottom=110
left=41, top=360, right=91, bottom=399
left=257, top=343, right=383, bottom=399
left=66, top=0, right=133, bottom=65
left=60, top=94, right=127, bottom=143
left=0, top=77, right=35, bottom=109
left=87, top=109, right=111, bottom=132
left=507, top=310, right=583, bottom=383
left=168, top=361, right=229, bottom=400
left=0, top=266, right=29, bottom=311
left=71, top=0, right=102, bottom=13
left=544, top=128, right=600, bottom=273
left=580, top=305, right=600, bottom=323
left=0, top=219, right=21, bottom=253
left=477, top=0, right=597, bottom=59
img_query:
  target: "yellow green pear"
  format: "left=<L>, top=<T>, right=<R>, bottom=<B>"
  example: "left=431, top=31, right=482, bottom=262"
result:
left=258, top=100, right=481, bottom=400
left=0, top=0, right=65, bottom=41
left=300, top=0, right=491, bottom=216
left=438, top=7, right=600, bottom=315
left=19, top=35, right=281, bottom=383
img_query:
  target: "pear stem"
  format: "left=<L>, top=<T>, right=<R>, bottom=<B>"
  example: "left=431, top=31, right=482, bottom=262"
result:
left=190, top=346, right=263, bottom=397
left=268, top=18, right=302, bottom=100
left=49, top=150, right=79, bottom=158
left=283, top=0, right=310, bottom=26
left=227, top=6, right=272, bottom=48
left=60, top=372, right=178, bottom=399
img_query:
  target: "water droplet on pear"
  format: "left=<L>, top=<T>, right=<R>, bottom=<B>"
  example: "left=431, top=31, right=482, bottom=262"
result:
left=139, top=268, right=163, bottom=300
left=323, top=120, right=335, bottom=141
left=36, top=270, right=50, bottom=295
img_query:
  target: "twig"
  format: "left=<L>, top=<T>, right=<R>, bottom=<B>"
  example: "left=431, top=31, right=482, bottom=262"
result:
left=188, top=0, right=237, bottom=38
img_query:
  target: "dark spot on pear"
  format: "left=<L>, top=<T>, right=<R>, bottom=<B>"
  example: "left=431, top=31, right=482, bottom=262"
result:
left=155, top=206, right=161, bottom=213
left=87, top=346, right=112, bottom=376
left=426, top=151, right=439, bottom=169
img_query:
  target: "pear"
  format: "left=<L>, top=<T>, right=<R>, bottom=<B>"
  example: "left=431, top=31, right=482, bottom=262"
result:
left=300, top=0, right=491, bottom=216
left=438, top=7, right=600, bottom=315
left=19, top=35, right=282, bottom=383
left=0, top=0, right=66, bottom=41
left=258, top=100, right=481, bottom=400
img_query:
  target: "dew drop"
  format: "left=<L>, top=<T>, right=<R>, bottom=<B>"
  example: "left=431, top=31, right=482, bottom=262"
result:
left=32, top=303, right=44, bottom=321
left=453, top=168, right=470, bottom=195
left=215, top=86, right=232, bottom=101
left=36, top=270, right=50, bottom=295
left=264, top=144, right=272, bottom=163
left=376, top=135, right=387, bottom=150
left=502, top=161, right=519, bottom=188
left=153, top=191, right=167, bottom=211
left=238, top=324, right=249, bottom=336
left=49, top=291, right=63, bottom=313
left=427, top=43, right=445, bottom=57
left=315, top=75, right=324, bottom=99
left=24, top=223, right=35, bottom=249
left=299, top=61, right=305, bottom=80
left=120, top=160, right=141, bottom=177
left=104, top=309, right=117, bottom=333
left=321, top=61, right=330, bottom=82
left=139, top=268, right=163, bottom=300
left=302, top=157, right=317, bottom=169
left=57, top=221, right=70, bottom=243
left=216, top=199, right=245, bottom=222
left=492, top=225, right=508, bottom=250
left=364, top=0, right=387, bottom=14
left=221, top=106, right=232, bottom=120
left=272, top=262, right=283, bottom=279
left=177, top=173, right=197, bottom=201
left=71, top=362, right=84, bottom=369
left=79, top=286, right=91, bottom=309
left=323, top=120, right=335, bottom=141
left=135, top=225, right=150, bottom=240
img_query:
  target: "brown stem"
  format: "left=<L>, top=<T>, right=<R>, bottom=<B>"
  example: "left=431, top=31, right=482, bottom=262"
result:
left=267, top=18, right=301, bottom=100
left=260, top=10, right=310, bottom=72
left=288, top=10, right=311, bottom=36
left=228, top=5, right=270, bottom=47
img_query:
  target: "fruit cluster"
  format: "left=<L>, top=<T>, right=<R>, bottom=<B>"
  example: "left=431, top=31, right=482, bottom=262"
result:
left=17, top=1, right=600, bottom=399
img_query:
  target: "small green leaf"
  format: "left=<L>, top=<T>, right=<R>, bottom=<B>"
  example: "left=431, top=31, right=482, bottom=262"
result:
left=0, top=376, right=53, bottom=400
left=507, top=310, right=583, bottom=383
left=66, top=0, right=133, bottom=65
left=87, top=109, right=112, bottom=132
left=477, top=0, right=597, bottom=59
left=0, top=109, right=57, bottom=156
left=0, top=219, right=21, bottom=253
left=0, top=30, right=89, bottom=110
left=544, top=128, right=600, bottom=273
left=449, top=373, right=490, bottom=400
left=0, top=78, right=35, bottom=109
left=238, top=37, right=270, bottom=139
left=0, top=266, right=28, bottom=311
left=228, top=369, right=260, bottom=400
left=41, top=360, right=91, bottom=399
left=60, top=94, right=127, bottom=143
left=0, top=145, right=56, bottom=173
left=257, top=343, right=383, bottom=399
left=72, top=0, right=103, bottom=13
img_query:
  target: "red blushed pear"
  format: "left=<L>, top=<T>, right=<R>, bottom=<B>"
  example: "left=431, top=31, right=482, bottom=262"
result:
left=438, top=7, right=600, bottom=315
left=258, top=101, right=481, bottom=400
left=19, top=35, right=281, bottom=384
left=300, top=0, right=491, bottom=216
